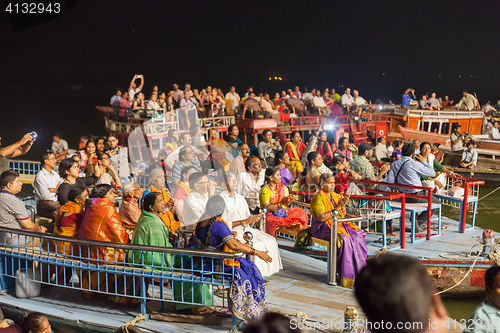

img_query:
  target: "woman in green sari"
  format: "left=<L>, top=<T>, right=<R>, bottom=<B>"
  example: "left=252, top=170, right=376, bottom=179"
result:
left=129, top=192, right=212, bottom=314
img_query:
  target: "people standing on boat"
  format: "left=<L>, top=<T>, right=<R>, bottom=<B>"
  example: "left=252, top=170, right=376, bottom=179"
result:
left=450, top=123, right=467, bottom=152
left=386, top=143, right=438, bottom=233
left=183, top=172, right=216, bottom=226
left=460, top=141, right=478, bottom=168
left=188, top=196, right=271, bottom=320
left=51, top=133, right=68, bottom=162
left=220, top=171, right=282, bottom=277
left=237, top=156, right=266, bottom=214
left=284, top=131, right=305, bottom=178
left=419, top=142, right=454, bottom=191
left=128, top=74, right=144, bottom=101
left=464, top=265, right=500, bottom=333
left=401, top=88, right=416, bottom=108
left=310, top=173, right=366, bottom=288
left=118, top=91, right=130, bottom=121
left=34, top=151, right=61, bottom=220
left=56, top=157, right=102, bottom=206
left=259, top=167, right=309, bottom=238
left=106, top=134, right=131, bottom=185
left=110, top=88, right=122, bottom=106
left=259, top=129, right=282, bottom=168
left=391, top=140, right=402, bottom=161
left=0, top=171, right=47, bottom=246
left=373, top=137, right=391, bottom=163
left=355, top=254, right=449, bottom=333
left=172, top=166, right=197, bottom=225
left=431, top=143, right=445, bottom=164
left=488, top=121, right=500, bottom=140
left=118, top=181, right=143, bottom=230
left=172, top=83, right=183, bottom=105
left=229, top=142, right=250, bottom=175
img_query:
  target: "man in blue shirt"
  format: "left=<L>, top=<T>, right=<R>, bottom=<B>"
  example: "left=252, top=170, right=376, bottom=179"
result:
left=386, top=143, right=439, bottom=232
left=401, top=88, right=416, bottom=108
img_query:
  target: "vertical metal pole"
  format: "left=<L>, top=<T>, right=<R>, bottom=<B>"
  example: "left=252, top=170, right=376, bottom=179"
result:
left=427, top=190, right=432, bottom=241
left=461, top=183, right=469, bottom=233
left=260, top=208, right=267, bottom=233
left=401, top=194, right=406, bottom=249
left=328, top=210, right=339, bottom=286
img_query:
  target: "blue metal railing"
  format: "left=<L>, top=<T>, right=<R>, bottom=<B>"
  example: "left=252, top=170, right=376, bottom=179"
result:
left=8, top=160, right=41, bottom=175
left=0, top=227, right=242, bottom=327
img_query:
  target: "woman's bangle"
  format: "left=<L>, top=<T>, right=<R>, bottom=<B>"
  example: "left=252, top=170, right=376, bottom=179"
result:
left=17, top=141, right=22, bottom=148
left=249, top=248, right=256, bottom=256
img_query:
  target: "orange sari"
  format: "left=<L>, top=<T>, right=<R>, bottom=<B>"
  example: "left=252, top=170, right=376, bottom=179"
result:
left=148, top=187, right=181, bottom=232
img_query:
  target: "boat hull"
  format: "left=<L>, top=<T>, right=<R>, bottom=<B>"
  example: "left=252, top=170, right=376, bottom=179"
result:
left=398, top=125, right=450, bottom=145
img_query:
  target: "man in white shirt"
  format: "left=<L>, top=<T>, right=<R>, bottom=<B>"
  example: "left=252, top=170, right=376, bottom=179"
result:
left=164, top=133, right=208, bottom=169
left=341, top=88, right=355, bottom=112
left=236, top=156, right=265, bottom=214
left=312, top=90, right=331, bottom=116
left=221, top=172, right=282, bottom=277
left=183, top=172, right=216, bottom=226
left=34, top=152, right=61, bottom=219
left=489, top=121, right=500, bottom=140
left=353, top=90, right=368, bottom=110
left=301, top=88, right=315, bottom=104
left=225, top=86, right=241, bottom=115
left=373, top=137, right=389, bottom=163
left=51, top=133, right=68, bottom=162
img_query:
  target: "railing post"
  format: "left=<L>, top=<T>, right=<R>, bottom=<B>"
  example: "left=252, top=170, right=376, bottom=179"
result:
left=260, top=208, right=267, bottom=233
left=328, top=210, right=339, bottom=286
left=461, top=183, right=470, bottom=233
left=427, top=190, right=432, bottom=241
left=401, top=194, right=405, bottom=249
left=244, top=232, right=254, bottom=261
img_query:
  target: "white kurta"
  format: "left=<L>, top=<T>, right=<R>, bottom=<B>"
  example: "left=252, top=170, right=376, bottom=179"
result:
left=236, top=170, right=265, bottom=211
left=220, top=190, right=282, bottom=277
left=183, top=191, right=209, bottom=226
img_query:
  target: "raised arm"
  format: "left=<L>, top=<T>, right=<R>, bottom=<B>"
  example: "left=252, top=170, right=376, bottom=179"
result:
left=137, top=75, right=144, bottom=91
left=128, top=75, right=137, bottom=91
left=1, top=132, right=36, bottom=158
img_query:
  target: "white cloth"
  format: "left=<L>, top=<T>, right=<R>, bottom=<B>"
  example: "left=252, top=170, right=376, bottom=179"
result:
left=341, top=93, right=354, bottom=106
left=183, top=191, right=209, bottom=226
left=220, top=190, right=282, bottom=277
left=225, top=92, right=240, bottom=109
left=51, top=140, right=68, bottom=154
left=236, top=170, right=265, bottom=211
left=302, top=92, right=314, bottom=102
left=374, top=142, right=388, bottom=162
left=354, top=96, right=367, bottom=105
left=312, top=96, right=327, bottom=107
left=34, top=168, right=61, bottom=202
left=129, top=88, right=140, bottom=101
left=109, top=147, right=130, bottom=180
left=489, top=127, right=500, bottom=140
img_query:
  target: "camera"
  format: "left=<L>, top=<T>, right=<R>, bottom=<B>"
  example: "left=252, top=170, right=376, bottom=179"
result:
left=271, top=138, right=276, bottom=144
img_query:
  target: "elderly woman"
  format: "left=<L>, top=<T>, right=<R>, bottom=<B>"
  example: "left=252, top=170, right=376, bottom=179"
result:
left=187, top=196, right=272, bottom=320
left=119, top=181, right=144, bottom=230
left=259, top=167, right=309, bottom=237
left=237, top=156, right=265, bottom=214
left=78, top=184, right=135, bottom=304
left=284, top=131, right=305, bottom=177
left=142, top=168, right=181, bottom=232
left=221, top=172, right=283, bottom=277
left=310, top=174, right=367, bottom=288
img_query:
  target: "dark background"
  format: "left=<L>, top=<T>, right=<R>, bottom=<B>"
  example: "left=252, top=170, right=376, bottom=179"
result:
left=1, top=0, right=499, bottom=158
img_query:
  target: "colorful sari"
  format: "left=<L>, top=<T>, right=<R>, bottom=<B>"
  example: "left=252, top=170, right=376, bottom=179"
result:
left=78, top=198, right=136, bottom=304
left=273, top=98, right=290, bottom=123
left=143, top=188, right=181, bottom=232
left=284, top=142, right=305, bottom=177
left=317, top=142, right=333, bottom=167
left=259, top=183, right=309, bottom=237
left=310, top=191, right=367, bottom=288
left=187, top=218, right=267, bottom=320
left=53, top=201, right=83, bottom=284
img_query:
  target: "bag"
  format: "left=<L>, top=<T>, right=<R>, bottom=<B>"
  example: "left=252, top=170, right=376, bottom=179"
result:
left=294, top=228, right=312, bottom=251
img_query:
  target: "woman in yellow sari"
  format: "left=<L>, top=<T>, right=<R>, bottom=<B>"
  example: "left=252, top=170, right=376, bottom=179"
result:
left=53, top=186, right=88, bottom=284
left=310, top=174, right=367, bottom=288
left=284, top=131, right=305, bottom=177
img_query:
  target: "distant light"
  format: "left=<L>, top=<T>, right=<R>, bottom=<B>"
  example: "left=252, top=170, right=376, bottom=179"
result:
left=274, top=77, right=277, bottom=80
left=382, top=73, right=385, bottom=76
left=278, top=77, right=282, bottom=81
left=269, top=77, right=272, bottom=80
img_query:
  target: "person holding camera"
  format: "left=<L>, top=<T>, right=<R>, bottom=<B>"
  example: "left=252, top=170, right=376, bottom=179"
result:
left=0, top=131, right=37, bottom=174
left=258, top=129, right=282, bottom=168
left=401, top=88, right=416, bottom=108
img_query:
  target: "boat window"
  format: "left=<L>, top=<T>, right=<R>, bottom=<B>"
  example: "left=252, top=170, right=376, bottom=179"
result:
left=430, top=122, right=440, bottom=134
left=420, top=122, right=429, bottom=131
left=441, top=123, right=450, bottom=135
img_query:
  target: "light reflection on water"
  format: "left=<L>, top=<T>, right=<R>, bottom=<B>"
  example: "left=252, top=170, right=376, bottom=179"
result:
left=442, top=182, right=500, bottom=321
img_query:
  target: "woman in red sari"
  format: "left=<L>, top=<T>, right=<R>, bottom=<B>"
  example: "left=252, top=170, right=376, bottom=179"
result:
left=259, top=167, right=309, bottom=237
left=316, top=131, right=334, bottom=167
left=272, top=93, right=291, bottom=123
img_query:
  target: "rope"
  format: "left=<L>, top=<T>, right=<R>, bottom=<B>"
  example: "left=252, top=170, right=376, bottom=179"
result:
left=435, top=243, right=484, bottom=295
left=120, top=313, right=148, bottom=333
left=478, top=185, right=500, bottom=201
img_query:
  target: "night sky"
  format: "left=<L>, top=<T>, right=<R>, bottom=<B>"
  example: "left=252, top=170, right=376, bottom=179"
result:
left=1, top=0, right=499, bottom=153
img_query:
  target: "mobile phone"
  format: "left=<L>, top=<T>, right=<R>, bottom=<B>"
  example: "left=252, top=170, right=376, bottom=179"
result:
left=92, top=156, right=98, bottom=164
left=31, top=133, right=37, bottom=140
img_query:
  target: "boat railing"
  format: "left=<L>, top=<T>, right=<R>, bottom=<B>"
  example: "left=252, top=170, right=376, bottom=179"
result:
left=0, top=226, right=243, bottom=327
left=392, top=107, right=484, bottom=119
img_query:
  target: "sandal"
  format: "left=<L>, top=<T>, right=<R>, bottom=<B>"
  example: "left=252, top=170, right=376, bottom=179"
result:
left=214, top=307, right=232, bottom=317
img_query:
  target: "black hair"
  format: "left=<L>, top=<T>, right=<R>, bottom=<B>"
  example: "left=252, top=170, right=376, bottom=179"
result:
left=354, top=254, right=433, bottom=333
left=401, top=143, right=415, bottom=157
left=189, top=172, right=206, bottom=190
left=228, top=124, right=237, bottom=135
left=0, top=170, right=19, bottom=188
left=485, top=265, right=500, bottom=288
left=40, top=151, right=54, bottom=166
left=245, top=156, right=261, bottom=172
left=377, top=137, right=385, bottom=143
left=290, top=131, right=300, bottom=140
left=53, top=132, right=62, bottom=139
left=419, top=142, right=431, bottom=152
left=393, top=140, right=402, bottom=149
left=180, top=132, right=191, bottom=143
left=331, top=154, right=346, bottom=170
left=319, top=172, right=334, bottom=185
left=98, top=152, right=109, bottom=161
left=22, top=312, right=48, bottom=333
left=143, top=192, right=161, bottom=213
left=180, top=166, right=196, bottom=182
left=85, top=139, right=96, bottom=151
left=274, top=150, right=287, bottom=166
left=358, top=143, right=373, bottom=156
left=200, top=196, right=226, bottom=246
left=466, top=141, right=474, bottom=147
left=68, top=186, right=86, bottom=203
left=433, top=143, right=441, bottom=148
left=106, top=133, right=118, bottom=141
left=179, top=146, right=191, bottom=161
left=265, top=166, right=280, bottom=184
left=58, top=158, right=77, bottom=179
left=301, top=151, right=320, bottom=177
left=90, top=184, right=112, bottom=198
left=262, top=129, right=272, bottom=137
left=242, top=312, right=302, bottom=333
left=338, top=136, right=349, bottom=148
